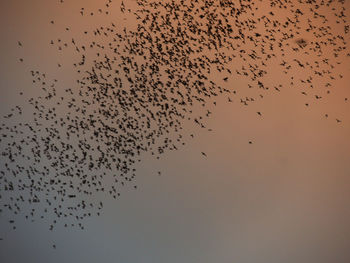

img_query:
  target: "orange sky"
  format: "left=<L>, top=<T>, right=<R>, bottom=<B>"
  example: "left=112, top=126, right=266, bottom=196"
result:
left=1, top=0, right=350, bottom=262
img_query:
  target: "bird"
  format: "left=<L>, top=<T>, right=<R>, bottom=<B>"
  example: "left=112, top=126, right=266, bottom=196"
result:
left=1, top=0, right=349, bottom=238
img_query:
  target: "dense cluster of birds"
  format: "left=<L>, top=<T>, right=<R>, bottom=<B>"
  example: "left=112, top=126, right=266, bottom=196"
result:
left=1, top=0, right=349, bottom=242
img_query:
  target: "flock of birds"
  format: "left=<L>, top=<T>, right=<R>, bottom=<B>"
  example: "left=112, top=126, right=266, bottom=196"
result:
left=1, top=0, right=349, bottom=246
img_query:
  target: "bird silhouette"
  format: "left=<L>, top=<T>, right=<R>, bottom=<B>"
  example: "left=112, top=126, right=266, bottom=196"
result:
left=1, top=0, right=349, bottom=239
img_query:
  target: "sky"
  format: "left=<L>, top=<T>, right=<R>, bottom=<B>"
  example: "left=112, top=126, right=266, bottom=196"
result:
left=1, top=0, right=350, bottom=262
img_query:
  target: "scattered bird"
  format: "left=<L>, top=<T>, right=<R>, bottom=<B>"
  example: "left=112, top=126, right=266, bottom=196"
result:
left=0, top=0, right=348, bottom=237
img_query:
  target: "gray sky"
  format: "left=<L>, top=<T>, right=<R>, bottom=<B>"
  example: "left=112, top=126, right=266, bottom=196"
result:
left=1, top=0, right=350, bottom=262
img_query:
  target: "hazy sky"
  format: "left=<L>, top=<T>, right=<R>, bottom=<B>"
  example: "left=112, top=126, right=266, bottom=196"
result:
left=1, top=0, right=350, bottom=262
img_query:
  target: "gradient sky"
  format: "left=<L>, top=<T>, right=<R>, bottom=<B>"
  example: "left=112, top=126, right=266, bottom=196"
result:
left=1, top=0, right=350, bottom=262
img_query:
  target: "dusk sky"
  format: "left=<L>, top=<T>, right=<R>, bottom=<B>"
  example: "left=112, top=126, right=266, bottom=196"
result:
left=1, top=0, right=350, bottom=262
